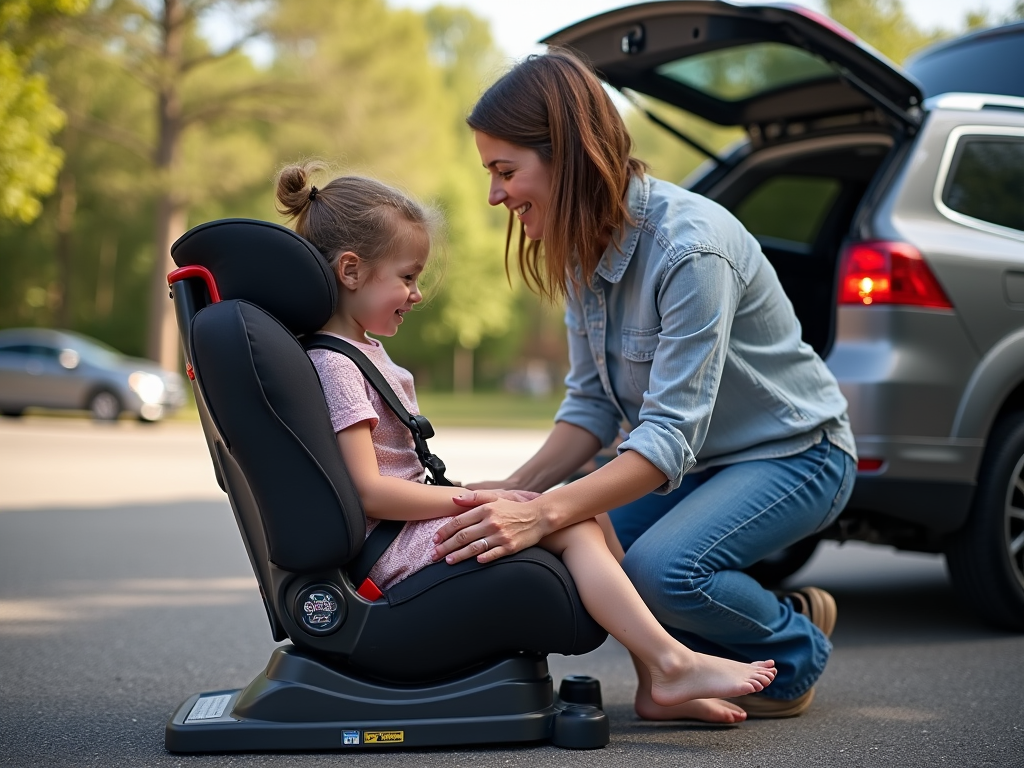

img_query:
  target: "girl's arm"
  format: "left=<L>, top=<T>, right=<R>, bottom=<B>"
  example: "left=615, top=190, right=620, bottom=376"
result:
left=336, top=421, right=466, bottom=521
left=435, top=449, right=667, bottom=564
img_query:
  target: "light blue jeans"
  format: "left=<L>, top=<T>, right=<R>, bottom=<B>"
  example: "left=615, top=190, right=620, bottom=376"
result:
left=611, top=437, right=857, bottom=700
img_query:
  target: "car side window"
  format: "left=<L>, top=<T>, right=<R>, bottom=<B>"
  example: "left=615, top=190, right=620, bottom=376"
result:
left=733, top=175, right=842, bottom=253
left=20, top=345, right=61, bottom=360
left=0, top=344, right=62, bottom=359
left=942, top=136, right=1024, bottom=233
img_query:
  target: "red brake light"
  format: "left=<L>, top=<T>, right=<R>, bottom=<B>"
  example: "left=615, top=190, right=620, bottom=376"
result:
left=857, top=458, right=885, bottom=472
left=838, top=241, right=952, bottom=309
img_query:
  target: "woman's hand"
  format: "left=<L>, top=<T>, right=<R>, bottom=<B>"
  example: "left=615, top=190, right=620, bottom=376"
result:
left=433, top=491, right=547, bottom=565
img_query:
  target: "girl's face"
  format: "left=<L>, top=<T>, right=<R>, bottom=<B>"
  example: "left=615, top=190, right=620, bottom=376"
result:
left=336, top=220, right=428, bottom=339
left=475, top=131, right=553, bottom=241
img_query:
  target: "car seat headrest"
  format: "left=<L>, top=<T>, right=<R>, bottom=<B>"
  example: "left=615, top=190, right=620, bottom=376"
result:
left=171, top=218, right=337, bottom=336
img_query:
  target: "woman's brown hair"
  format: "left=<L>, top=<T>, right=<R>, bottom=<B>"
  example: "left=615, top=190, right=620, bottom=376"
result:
left=467, top=48, right=646, bottom=301
left=275, top=160, right=439, bottom=272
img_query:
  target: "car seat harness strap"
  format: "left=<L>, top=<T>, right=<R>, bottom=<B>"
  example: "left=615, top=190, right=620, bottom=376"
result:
left=347, top=519, right=405, bottom=601
left=304, top=333, right=453, bottom=487
left=304, top=333, right=454, bottom=600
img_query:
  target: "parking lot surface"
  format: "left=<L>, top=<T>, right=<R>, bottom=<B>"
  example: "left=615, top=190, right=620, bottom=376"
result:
left=1, top=418, right=1022, bottom=767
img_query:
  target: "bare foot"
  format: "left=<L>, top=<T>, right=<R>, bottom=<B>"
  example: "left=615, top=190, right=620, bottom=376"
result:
left=635, top=691, right=748, bottom=723
left=649, top=656, right=776, bottom=708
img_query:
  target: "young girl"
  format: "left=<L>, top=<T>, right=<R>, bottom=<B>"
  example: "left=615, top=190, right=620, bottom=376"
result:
left=275, top=161, right=777, bottom=710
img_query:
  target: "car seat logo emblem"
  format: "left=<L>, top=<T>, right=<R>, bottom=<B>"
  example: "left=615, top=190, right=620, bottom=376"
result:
left=295, top=585, right=344, bottom=634
left=303, top=592, right=337, bottom=624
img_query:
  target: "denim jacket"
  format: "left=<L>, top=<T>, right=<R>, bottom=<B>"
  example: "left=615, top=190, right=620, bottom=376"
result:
left=554, top=174, right=856, bottom=493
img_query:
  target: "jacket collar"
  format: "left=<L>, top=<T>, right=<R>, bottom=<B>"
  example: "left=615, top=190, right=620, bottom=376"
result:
left=594, top=173, right=649, bottom=284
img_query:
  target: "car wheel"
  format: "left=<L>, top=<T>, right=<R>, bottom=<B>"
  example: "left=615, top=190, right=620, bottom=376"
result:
left=744, top=536, right=821, bottom=587
left=88, top=390, right=121, bottom=422
left=946, top=411, right=1024, bottom=630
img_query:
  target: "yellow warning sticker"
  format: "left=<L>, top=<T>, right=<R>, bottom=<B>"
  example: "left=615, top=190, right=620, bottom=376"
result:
left=363, top=730, right=404, bottom=744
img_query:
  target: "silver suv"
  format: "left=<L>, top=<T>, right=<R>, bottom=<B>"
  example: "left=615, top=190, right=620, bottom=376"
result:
left=549, top=4, right=1024, bottom=629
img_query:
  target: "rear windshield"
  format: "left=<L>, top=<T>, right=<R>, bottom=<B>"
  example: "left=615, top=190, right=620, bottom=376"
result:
left=655, top=42, right=835, bottom=102
left=942, top=136, right=1024, bottom=233
left=734, top=175, right=842, bottom=251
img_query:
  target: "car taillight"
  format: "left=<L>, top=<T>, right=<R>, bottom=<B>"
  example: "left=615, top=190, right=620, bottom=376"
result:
left=857, top=458, right=885, bottom=472
left=838, top=241, right=953, bottom=308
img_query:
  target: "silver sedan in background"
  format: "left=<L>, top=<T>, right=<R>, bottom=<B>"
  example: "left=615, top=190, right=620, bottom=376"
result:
left=0, top=328, right=186, bottom=422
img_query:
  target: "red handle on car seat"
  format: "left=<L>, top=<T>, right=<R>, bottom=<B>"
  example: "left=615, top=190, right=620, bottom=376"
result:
left=167, top=265, right=222, bottom=303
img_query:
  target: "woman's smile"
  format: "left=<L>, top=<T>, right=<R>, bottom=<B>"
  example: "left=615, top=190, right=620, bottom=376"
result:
left=475, top=131, right=552, bottom=241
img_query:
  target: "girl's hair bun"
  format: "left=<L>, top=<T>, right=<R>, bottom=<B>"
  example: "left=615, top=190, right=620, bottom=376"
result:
left=275, top=160, right=327, bottom=219
left=274, top=161, right=442, bottom=281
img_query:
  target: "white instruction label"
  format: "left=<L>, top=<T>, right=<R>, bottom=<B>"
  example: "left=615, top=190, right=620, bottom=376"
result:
left=185, top=694, right=232, bottom=722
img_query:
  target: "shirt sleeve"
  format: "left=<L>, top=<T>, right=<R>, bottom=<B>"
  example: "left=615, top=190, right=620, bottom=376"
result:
left=616, top=250, right=743, bottom=493
left=553, top=291, right=623, bottom=448
left=308, top=349, right=379, bottom=434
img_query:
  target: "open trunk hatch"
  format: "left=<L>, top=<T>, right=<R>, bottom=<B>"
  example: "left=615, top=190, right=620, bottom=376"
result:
left=542, top=1, right=924, bottom=130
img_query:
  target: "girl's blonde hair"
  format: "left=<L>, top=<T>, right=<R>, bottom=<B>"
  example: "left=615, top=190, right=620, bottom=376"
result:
left=275, top=161, right=439, bottom=272
left=467, top=48, right=646, bottom=301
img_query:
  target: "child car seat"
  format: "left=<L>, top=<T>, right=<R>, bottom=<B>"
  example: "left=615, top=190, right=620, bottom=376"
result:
left=163, top=218, right=609, bottom=752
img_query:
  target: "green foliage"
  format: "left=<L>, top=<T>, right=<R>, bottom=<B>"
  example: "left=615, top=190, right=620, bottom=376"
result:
left=14, top=0, right=1000, bottom=387
left=0, top=0, right=87, bottom=224
left=823, top=0, right=946, bottom=62
left=269, top=1, right=518, bottom=363
left=0, top=0, right=536, bottom=381
left=0, top=45, right=64, bottom=222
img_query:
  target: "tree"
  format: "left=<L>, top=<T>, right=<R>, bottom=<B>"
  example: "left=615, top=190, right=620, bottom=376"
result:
left=0, top=0, right=86, bottom=224
left=420, top=6, right=516, bottom=391
left=0, top=1, right=563, bottom=393
left=270, top=0, right=514, bottom=392
left=60, top=0, right=288, bottom=369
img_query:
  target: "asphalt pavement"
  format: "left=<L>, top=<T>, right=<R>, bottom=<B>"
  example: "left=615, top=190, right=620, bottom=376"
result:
left=1, top=418, right=1022, bottom=767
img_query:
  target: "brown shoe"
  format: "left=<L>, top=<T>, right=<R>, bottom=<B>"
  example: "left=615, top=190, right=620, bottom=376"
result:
left=782, top=586, right=837, bottom=638
left=729, top=588, right=834, bottom=718
left=729, top=687, right=815, bottom=719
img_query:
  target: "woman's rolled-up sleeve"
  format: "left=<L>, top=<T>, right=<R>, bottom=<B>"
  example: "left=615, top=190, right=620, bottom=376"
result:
left=617, top=250, right=743, bottom=493
left=554, top=294, right=622, bottom=448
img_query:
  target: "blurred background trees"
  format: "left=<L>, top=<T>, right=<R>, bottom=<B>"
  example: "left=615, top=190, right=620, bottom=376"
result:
left=1, top=0, right=87, bottom=225
left=1, top=0, right=1019, bottom=394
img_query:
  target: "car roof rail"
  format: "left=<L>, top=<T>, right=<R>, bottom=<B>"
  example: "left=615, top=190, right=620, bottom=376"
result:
left=924, top=92, right=1024, bottom=112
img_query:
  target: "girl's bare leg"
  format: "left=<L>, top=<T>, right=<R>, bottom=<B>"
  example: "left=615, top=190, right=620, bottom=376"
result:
left=630, top=654, right=748, bottom=722
left=594, top=514, right=753, bottom=722
left=541, top=520, right=776, bottom=707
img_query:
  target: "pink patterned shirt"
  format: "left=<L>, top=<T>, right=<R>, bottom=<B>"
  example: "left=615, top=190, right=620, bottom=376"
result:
left=308, top=333, right=455, bottom=591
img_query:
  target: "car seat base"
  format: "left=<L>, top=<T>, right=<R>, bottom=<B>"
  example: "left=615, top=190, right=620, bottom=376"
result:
left=165, top=645, right=609, bottom=752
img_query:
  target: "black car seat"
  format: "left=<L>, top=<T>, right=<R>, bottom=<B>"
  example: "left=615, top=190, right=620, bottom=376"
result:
left=163, top=219, right=609, bottom=752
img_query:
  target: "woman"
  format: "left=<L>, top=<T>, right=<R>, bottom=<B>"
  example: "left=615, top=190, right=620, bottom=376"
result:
left=432, top=49, right=857, bottom=723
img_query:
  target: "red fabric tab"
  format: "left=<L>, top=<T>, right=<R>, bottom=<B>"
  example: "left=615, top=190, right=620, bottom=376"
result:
left=186, top=362, right=195, bottom=381
left=356, top=579, right=383, bottom=602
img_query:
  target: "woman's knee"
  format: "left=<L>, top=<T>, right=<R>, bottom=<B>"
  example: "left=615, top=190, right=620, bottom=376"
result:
left=621, top=536, right=706, bottom=613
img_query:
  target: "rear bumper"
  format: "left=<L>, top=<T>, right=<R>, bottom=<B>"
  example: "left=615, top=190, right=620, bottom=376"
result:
left=845, top=475, right=974, bottom=533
